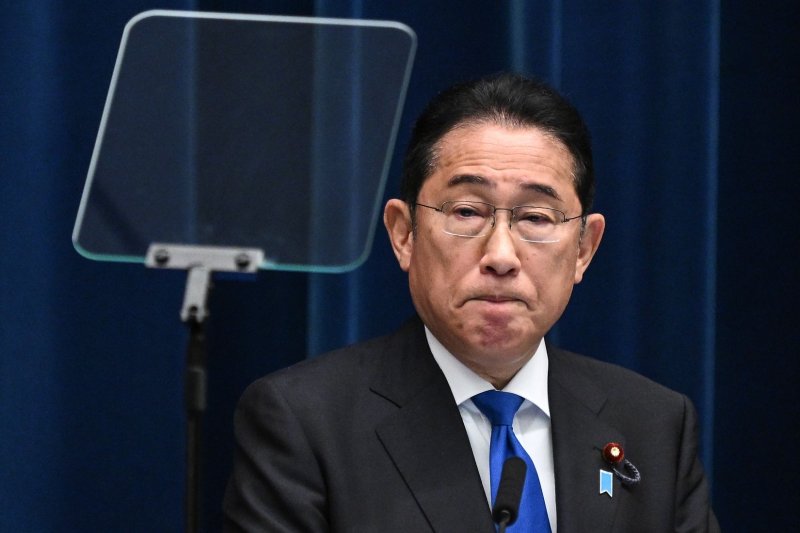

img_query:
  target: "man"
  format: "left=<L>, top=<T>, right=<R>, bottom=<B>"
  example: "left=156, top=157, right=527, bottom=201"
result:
left=223, top=73, right=719, bottom=532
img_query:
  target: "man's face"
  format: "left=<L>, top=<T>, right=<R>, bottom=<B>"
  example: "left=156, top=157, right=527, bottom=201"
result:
left=385, top=123, right=604, bottom=385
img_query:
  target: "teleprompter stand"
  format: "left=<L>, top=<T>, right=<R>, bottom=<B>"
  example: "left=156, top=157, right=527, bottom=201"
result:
left=146, top=244, right=264, bottom=533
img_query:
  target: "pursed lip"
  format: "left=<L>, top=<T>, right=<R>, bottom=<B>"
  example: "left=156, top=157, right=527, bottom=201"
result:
left=465, top=292, right=528, bottom=306
left=477, top=295, right=518, bottom=302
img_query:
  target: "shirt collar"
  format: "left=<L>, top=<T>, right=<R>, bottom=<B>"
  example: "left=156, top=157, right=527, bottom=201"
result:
left=425, top=327, right=550, bottom=418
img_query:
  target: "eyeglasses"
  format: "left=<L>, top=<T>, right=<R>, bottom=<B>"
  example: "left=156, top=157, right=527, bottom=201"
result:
left=415, top=200, right=584, bottom=243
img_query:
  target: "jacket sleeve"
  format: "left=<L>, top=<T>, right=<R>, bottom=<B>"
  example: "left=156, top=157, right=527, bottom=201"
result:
left=223, top=376, right=329, bottom=532
left=674, top=395, right=720, bottom=533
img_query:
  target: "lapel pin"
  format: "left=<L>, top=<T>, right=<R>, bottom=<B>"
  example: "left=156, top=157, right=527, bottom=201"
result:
left=601, top=442, right=641, bottom=487
left=599, top=469, right=614, bottom=497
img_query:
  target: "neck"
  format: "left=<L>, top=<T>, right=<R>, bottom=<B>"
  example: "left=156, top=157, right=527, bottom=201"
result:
left=480, top=369, right=518, bottom=390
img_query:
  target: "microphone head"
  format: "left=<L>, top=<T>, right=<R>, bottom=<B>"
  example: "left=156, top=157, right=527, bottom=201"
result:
left=492, top=456, right=527, bottom=525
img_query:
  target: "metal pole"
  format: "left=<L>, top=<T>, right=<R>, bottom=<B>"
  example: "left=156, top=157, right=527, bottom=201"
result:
left=184, top=319, right=207, bottom=533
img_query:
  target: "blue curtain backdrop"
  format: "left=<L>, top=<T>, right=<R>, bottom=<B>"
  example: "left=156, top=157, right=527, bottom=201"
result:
left=1, top=0, right=797, bottom=531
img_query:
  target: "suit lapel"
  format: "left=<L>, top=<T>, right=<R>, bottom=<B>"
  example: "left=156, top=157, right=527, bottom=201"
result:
left=371, top=320, right=495, bottom=532
left=548, top=346, right=626, bottom=533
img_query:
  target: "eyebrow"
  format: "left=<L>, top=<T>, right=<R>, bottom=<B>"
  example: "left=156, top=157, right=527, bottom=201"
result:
left=447, top=174, right=563, bottom=202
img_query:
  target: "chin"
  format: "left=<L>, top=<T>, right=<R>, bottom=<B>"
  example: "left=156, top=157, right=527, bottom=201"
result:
left=471, top=327, right=532, bottom=355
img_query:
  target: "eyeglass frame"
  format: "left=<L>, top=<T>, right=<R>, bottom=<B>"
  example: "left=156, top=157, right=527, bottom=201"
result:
left=413, top=200, right=586, bottom=243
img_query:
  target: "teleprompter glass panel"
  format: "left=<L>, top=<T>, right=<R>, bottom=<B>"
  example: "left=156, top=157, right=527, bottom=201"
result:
left=73, top=10, right=416, bottom=272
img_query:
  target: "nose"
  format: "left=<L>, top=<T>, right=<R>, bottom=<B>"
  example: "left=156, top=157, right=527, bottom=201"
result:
left=479, top=210, right=521, bottom=276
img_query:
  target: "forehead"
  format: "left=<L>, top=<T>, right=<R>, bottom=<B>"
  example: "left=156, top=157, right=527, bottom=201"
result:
left=426, top=123, right=577, bottom=203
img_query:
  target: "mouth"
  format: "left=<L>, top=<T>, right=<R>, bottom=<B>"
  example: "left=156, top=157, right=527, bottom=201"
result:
left=468, top=293, right=527, bottom=306
left=477, top=295, right=518, bottom=303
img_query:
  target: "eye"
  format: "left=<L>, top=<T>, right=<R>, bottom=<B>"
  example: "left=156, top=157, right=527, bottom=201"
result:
left=448, top=202, right=489, bottom=219
left=516, top=208, right=558, bottom=225
left=455, top=206, right=479, bottom=218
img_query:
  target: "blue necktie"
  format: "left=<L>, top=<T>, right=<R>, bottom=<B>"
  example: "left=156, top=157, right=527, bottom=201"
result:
left=472, top=390, right=551, bottom=532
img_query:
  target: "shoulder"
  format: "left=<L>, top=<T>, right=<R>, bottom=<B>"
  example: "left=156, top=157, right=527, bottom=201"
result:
left=239, top=316, right=427, bottom=407
left=549, top=345, right=684, bottom=402
left=547, top=345, right=694, bottom=433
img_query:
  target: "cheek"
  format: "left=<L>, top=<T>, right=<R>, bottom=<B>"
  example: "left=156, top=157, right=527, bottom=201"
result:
left=409, top=238, right=473, bottom=299
left=521, top=247, right=578, bottom=293
left=413, top=229, right=458, bottom=270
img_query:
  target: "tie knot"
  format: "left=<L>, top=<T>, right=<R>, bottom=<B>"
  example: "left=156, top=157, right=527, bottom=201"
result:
left=472, top=390, right=524, bottom=426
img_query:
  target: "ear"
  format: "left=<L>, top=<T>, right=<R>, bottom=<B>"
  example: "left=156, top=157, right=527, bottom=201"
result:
left=574, top=213, right=605, bottom=284
left=384, top=199, right=414, bottom=272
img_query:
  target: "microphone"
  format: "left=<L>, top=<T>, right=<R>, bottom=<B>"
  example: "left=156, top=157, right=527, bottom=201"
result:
left=492, top=456, right=527, bottom=532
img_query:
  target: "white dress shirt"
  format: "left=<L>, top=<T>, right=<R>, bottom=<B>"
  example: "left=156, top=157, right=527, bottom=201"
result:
left=425, top=327, right=557, bottom=532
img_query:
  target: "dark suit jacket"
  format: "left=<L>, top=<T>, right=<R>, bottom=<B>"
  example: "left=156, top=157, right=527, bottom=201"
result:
left=223, top=317, right=719, bottom=532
